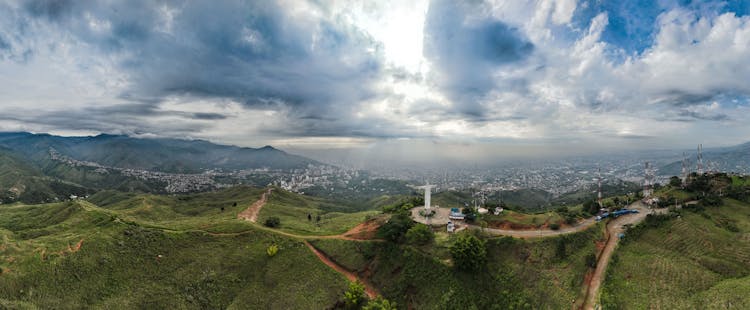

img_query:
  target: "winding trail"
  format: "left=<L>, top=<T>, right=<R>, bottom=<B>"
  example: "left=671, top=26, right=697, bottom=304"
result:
left=237, top=188, right=383, bottom=298
left=237, top=188, right=272, bottom=222
left=304, top=241, right=378, bottom=299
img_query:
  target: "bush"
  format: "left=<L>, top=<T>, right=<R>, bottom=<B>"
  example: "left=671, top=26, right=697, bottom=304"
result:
left=378, top=213, right=414, bottom=243
left=555, top=239, right=567, bottom=260
left=406, top=223, right=434, bottom=245
left=585, top=253, right=597, bottom=268
left=343, top=281, right=366, bottom=308
left=450, top=233, right=487, bottom=271
left=266, top=244, right=278, bottom=257
left=362, top=297, right=397, bottom=310
left=264, top=217, right=280, bottom=228
left=583, top=200, right=599, bottom=215
left=549, top=223, right=560, bottom=230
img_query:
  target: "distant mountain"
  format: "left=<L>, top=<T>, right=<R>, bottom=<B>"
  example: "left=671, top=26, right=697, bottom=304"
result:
left=659, top=141, right=750, bottom=176
left=0, top=132, right=317, bottom=173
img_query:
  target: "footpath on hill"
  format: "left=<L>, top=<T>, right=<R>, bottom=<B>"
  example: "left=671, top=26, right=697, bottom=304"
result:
left=304, top=241, right=379, bottom=299
left=237, top=188, right=272, bottom=222
left=237, top=189, right=383, bottom=298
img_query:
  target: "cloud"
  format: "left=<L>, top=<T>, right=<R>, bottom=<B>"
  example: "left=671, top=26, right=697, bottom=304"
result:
left=13, top=0, right=385, bottom=121
left=0, top=0, right=749, bottom=156
left=423, top=0, right=534, bottom=116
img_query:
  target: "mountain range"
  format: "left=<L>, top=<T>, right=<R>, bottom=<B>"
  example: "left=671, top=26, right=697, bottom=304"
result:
left=0, top=132, right=318, bottom=203
left=0, top=132, right=316, bottom=173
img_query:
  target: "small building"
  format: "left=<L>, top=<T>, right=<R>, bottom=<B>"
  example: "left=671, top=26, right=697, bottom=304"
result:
left=493, top=207, right=503, bottom=215
left=447, top=221, right=455, bottom=233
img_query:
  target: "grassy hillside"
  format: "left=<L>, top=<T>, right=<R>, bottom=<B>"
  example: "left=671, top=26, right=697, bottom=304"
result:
left=601, top=198, right=750, bottom=309
left=311, top=223, right=605, bottom=309
left=0, top=149, right=93, bottom=204
left=0, top=194, right=350, bottom=308
left=85, top=186, right=267, bottom=233
left=259, top=189, right=379, bottom=236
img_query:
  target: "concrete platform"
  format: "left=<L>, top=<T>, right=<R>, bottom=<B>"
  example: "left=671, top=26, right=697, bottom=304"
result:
left=410, top=206, right=452, bottom=226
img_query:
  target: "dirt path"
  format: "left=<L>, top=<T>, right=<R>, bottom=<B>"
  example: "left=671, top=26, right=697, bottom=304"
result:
left=237, top=188, right=272, bottom=222
left=477, top=217, right=598, bottom=238
left=304, top=241, right=378, bottom=299
left=580, top=201, right=658, bottom=310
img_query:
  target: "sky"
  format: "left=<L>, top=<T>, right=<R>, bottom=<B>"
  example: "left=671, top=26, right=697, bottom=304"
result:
left=1, top=0, right=749, bottom=164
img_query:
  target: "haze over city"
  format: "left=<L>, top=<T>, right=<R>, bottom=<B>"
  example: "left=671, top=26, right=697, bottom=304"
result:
left=1, top=0, right=749, bottom=167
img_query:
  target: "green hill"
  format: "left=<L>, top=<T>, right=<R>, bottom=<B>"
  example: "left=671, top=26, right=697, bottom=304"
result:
left=310, top=223, right=605, bottom=309
left=601, top=173, right=750, bottom=309
left=0, top=148, right=93, bottom=204
left=0, top=189, right=354, bottom=309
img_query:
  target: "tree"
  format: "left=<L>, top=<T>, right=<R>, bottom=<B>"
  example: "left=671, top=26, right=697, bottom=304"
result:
left=264, top=217, right=280, bottom=228
left=669, top=176, right=682, bottom=187
left=343, top=281, right=366, bottom=308
left=549, top=223, right=560, bottom=230
left=450, top=233, right=487, bottom=271
left=378, top=213, right=414, bottom=243
left=583, top=200, right=599, bottom=215
left=406, top=223, right=434, bottom=245
left=363, top=297, right=397, bottom=310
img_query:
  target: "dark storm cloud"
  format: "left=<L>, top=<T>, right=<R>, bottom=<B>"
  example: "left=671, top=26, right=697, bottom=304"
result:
left=0, top=104, right=213, bottom=136
left=24, top=0, right=74, bottom=20
left=423, top=0, right=533, bottom=117
left=18, top=0, right=384, bottom=124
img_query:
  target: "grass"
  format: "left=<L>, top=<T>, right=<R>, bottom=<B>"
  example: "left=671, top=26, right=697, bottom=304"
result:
left=601, top=198, right=750, bottom=309
left=85, top=186, right=266, bottom=233
left=259, top=189, right=379, bottom=236
left=0, top=188, right=360, bottom=309
left=482, top=209, right=566, bottom=228
left=311, top=223, right=605, bottom=309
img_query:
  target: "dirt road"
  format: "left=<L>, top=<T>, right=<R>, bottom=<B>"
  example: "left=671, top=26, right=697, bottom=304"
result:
left=580, top=201, right=656, bottom=310
left=477, top=217, right=598, bottom=238
left=237, top=188, right=272, bottom=222
left=304, top=241, right=378, bottom=299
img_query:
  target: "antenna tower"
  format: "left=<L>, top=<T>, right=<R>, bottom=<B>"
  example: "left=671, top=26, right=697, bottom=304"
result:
left=597, top=166, right=603, bottom=208
left=681, top=152, right=688, bottom=187
left=697, top=144, right=704, bottom=175
left=643, top=162, right=654, bottom=197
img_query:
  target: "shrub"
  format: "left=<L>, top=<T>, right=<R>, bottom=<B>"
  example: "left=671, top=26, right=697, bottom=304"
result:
left=555, top=239, right=567, bottom=260
left=264, top=217, right=280, bottom=228
left=406, top=223, right=434, bottom=245
left=450, top=233, right=487, bottom=271
left=378, top=213, right=414, bottom=243
left=343, top=281, right=366, bottom=308
left=585, top=253, right=597, bottom=268
left=266, top=244, right=278, bottom=257
left=363, top=297, right=397, bottom=310
left=549, top=223, right=560, bottom=230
